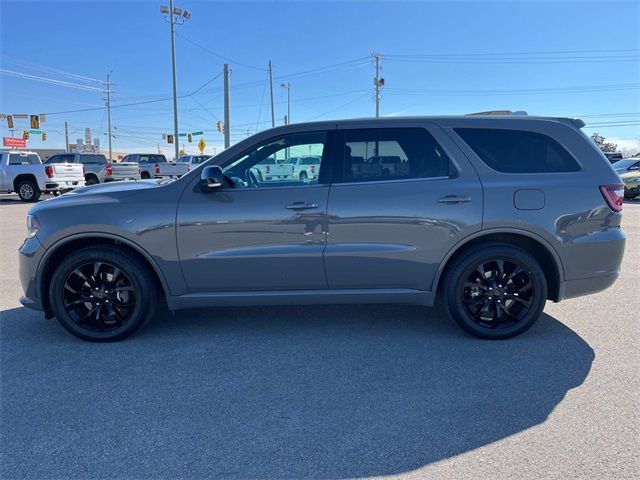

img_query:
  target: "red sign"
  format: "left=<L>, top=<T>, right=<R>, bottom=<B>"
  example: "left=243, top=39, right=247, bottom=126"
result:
left=3, top=137, right=27, bottom=148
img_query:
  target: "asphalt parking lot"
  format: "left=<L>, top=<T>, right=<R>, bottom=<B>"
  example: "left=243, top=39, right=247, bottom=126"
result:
left=0, top=193, right=638, bottom=479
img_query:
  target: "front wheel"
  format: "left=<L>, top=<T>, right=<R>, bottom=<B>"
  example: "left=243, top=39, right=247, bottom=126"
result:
left=442, top=244, right=547, bottom=339
left=49, top=246, right=158, bottom=342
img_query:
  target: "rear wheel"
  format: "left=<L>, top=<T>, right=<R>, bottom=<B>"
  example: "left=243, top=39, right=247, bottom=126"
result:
left=140, top=171, right=151, bottom=180
left=623, top=187, right=638, bottom=199
left=85, top=175, right=99, bottom=185
left=49, top=246, right=157, bottom=342
left=442, top=244, right=547, bottom=339
left=299, top=171, right=308, bottom=181
left=16, top=179, right=41, bottom=202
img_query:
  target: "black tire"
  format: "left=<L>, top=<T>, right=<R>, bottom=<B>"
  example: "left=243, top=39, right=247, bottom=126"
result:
left=140, top=171, right=151, bottom=180
left=442, top=243, right=547, bottom=339
left=16, top=179, right=41, bottom=202
left=299, top=171, right=308, bottom=181
left=623, top=188, right=638, bottom=199
left=49, top=246, right=158, bottom=342
left=85, top=175, right=100, bottom=185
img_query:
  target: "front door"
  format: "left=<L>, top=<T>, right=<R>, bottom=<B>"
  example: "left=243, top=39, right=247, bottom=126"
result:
left=177, top=130, right=335, bottom=293
left=324, top=124, right=483, bottom=292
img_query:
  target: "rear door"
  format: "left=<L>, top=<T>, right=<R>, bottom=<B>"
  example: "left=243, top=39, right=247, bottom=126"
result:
left=324, top=123, right=483, bottom=292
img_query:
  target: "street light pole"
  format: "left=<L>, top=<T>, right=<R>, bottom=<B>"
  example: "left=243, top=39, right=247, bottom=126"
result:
left=106, top=72, right=113, bottom=161
left=280, top=82, right=291, bottom=125
left=161, top=2, right=191, bottom=160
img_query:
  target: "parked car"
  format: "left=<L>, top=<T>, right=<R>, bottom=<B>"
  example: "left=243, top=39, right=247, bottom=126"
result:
left=604, top=152, right=624, bottom=163
left=286, top=156, right=321, bottom=181
left=251, top=156, right=294, bottom=182
left=121, top=154, right=189, bottom=179
left=612, top=157, right=640, bottom=176
left=177, top=155, right=211, bottom=171
left=620, top=171, right=640, bottom=199
left=20, top=115, right=626, bottom=342
left=0, top=150, right=85, bottom=202
left=45, top=153, right=140, bottom=184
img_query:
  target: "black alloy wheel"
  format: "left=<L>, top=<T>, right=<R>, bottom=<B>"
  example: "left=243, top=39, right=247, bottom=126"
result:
left=442, top=244, right=547, bottom=339
left=62, top=262, right=136, bottom=332
left=50, top=246, right=157, bottom=341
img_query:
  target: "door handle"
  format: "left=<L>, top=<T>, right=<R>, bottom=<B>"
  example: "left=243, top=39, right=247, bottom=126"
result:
left=438, top=195, right=471, bottom=204
left=286, top=202, right=319, bottom=210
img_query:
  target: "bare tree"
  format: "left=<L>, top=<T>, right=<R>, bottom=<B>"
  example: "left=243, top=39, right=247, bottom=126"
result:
left=590, top=133, right=618, bottom=153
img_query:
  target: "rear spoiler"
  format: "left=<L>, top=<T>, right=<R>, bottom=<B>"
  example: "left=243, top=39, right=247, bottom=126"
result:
left=466, top=110, right=586, bottom=129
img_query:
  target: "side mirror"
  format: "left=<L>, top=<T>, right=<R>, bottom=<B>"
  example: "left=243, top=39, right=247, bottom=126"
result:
left=200, top=165, right=224, bottom=191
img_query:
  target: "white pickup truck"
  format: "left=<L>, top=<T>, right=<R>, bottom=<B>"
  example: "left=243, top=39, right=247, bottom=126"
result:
left=0, top=150, right=85, bottom=202
left=121, top=153, right=189, bottom=179
left=252, top=157, right=294, bottom=182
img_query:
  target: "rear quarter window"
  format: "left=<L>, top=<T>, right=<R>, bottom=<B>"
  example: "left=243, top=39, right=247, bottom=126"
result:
left=455, top=128, right=581, bottom=173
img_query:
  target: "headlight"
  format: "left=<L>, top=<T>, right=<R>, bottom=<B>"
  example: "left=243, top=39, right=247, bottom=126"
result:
left=26, top=214, right=41, bottom=239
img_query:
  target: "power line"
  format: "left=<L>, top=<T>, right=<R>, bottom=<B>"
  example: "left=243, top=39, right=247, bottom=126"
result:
left=175, top=32, right=267, bottom=71
left=0, top=69, right=106, bottom=92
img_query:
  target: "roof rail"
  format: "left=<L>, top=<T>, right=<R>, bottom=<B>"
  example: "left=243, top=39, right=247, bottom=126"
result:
left=466, top=110, right=529, bottom=116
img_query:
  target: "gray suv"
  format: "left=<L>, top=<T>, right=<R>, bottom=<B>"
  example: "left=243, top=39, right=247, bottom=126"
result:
left=19, top=115, right=626, bottom=342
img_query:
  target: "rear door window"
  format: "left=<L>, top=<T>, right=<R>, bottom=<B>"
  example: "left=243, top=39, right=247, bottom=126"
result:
left=339, top=127, right=451, bottom=183
left=9, top=153, right=41, bottom=165
left=455, top=128, right=581, bottom=173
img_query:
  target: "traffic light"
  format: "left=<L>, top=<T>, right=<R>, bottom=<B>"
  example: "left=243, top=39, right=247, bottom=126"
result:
left=187, top=133, right=192, bottom=143
left=23, top=131, right=30, bottom=141
left=7, top=115, right=13, bottom=129
left=216, top=121, right=223, bottom=133
left=167, top=134, right=174, bottom=144
left=42, top=132, right=47, bottom=141
left=30, top=115, right=40, bottom=129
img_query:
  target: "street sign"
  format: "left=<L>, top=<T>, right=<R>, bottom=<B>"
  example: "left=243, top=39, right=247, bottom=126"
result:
left=178, top=133, right=187, bottom=137
left=197, top=138, right=206, bottom=153
left=192, top=131, right=203, bottom=136
left=3, top=137, right=26, bottom=148
left=29, top=129, right=42, bottom=134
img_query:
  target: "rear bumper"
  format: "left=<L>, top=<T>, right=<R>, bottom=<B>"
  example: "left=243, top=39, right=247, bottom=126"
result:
left=42, top=179, right=85, bottom=191
left=558, top=272, right=619, bottom=301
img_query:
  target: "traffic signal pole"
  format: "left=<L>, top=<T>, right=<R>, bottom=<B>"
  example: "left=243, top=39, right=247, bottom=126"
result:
left=106, top=73, right=113, bottom=161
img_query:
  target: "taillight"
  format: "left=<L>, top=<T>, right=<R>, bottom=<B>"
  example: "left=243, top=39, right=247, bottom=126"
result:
left=83, top=166, right=86, bottom=176
left=44, top=166, right=54, bottom=178
left=600, top=184, right=624, bottom=212
left=310, top=165, right=315, bottom=173
left=138, top=167, right=141, bottom=175
left=106, top=163, right=113, bottom=176
left=155, top=163, right=160, bottom=175
left=266, top=165, right=270, bottom=174
left=291, top=165, right=295, bottom=173
left=187, top=164, right=191, bottom=172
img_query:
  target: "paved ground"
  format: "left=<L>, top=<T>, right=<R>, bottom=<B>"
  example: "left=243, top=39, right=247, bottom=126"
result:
left=0, top=193, right=638, bottom=479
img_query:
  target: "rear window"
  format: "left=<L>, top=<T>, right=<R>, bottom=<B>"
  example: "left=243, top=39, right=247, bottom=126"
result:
left=45, top=154, right=75, bottom=164
left=301, top=157, right=320, bottom=165
left=455, top=128, right=580, bottom=173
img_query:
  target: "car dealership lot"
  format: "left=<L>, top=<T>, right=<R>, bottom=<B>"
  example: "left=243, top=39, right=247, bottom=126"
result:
left=0, top=194, right=638, bottom=479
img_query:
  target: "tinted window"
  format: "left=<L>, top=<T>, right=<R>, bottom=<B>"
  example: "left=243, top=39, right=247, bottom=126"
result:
left=155, top=155, right=167, bottom=163
left=193, top=156, right=209, bottom=164
left=455, top=128, right=580, bottom=173
left=45, top=154, right=75, bottom=164
left=342, top=128, right=450, bottom=183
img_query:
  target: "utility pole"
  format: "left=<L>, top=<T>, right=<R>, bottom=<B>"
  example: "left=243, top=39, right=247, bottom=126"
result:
left=268, top=60, right=275, bottom=127
left=223, top=63, right=231, bottom=149
left=64, top=121, right=69, bottom=152
left=160, top=3, right=191, bottom=158
left=169, top=0, right=179, bottom=160
left=373, top=53, right=383, bottom=118
left=106, top=73, right=113, bottom=161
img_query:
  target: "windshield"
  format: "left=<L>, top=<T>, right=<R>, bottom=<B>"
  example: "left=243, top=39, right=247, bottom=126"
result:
left=613, top=159, right=638, bottom=171
left=9, top=153, right=41, bottom=165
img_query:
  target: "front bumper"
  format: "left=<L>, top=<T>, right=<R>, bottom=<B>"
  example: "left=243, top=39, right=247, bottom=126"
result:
left=18, top=235, right=46, bottom=313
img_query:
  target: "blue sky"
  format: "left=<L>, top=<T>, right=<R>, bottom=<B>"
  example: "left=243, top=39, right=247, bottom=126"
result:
left=1, top=0, right=639, bottom=158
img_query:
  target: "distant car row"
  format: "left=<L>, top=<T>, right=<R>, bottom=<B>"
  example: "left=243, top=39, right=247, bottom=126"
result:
left=613, top=157, right=640, bottom=199
left=251, top=156, right=322, bottom=182
left=1, top=151, right=213, bottom=202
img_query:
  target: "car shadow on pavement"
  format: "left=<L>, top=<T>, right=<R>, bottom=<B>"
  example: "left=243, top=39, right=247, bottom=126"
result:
left=1, top=303, right=594, bottom=479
